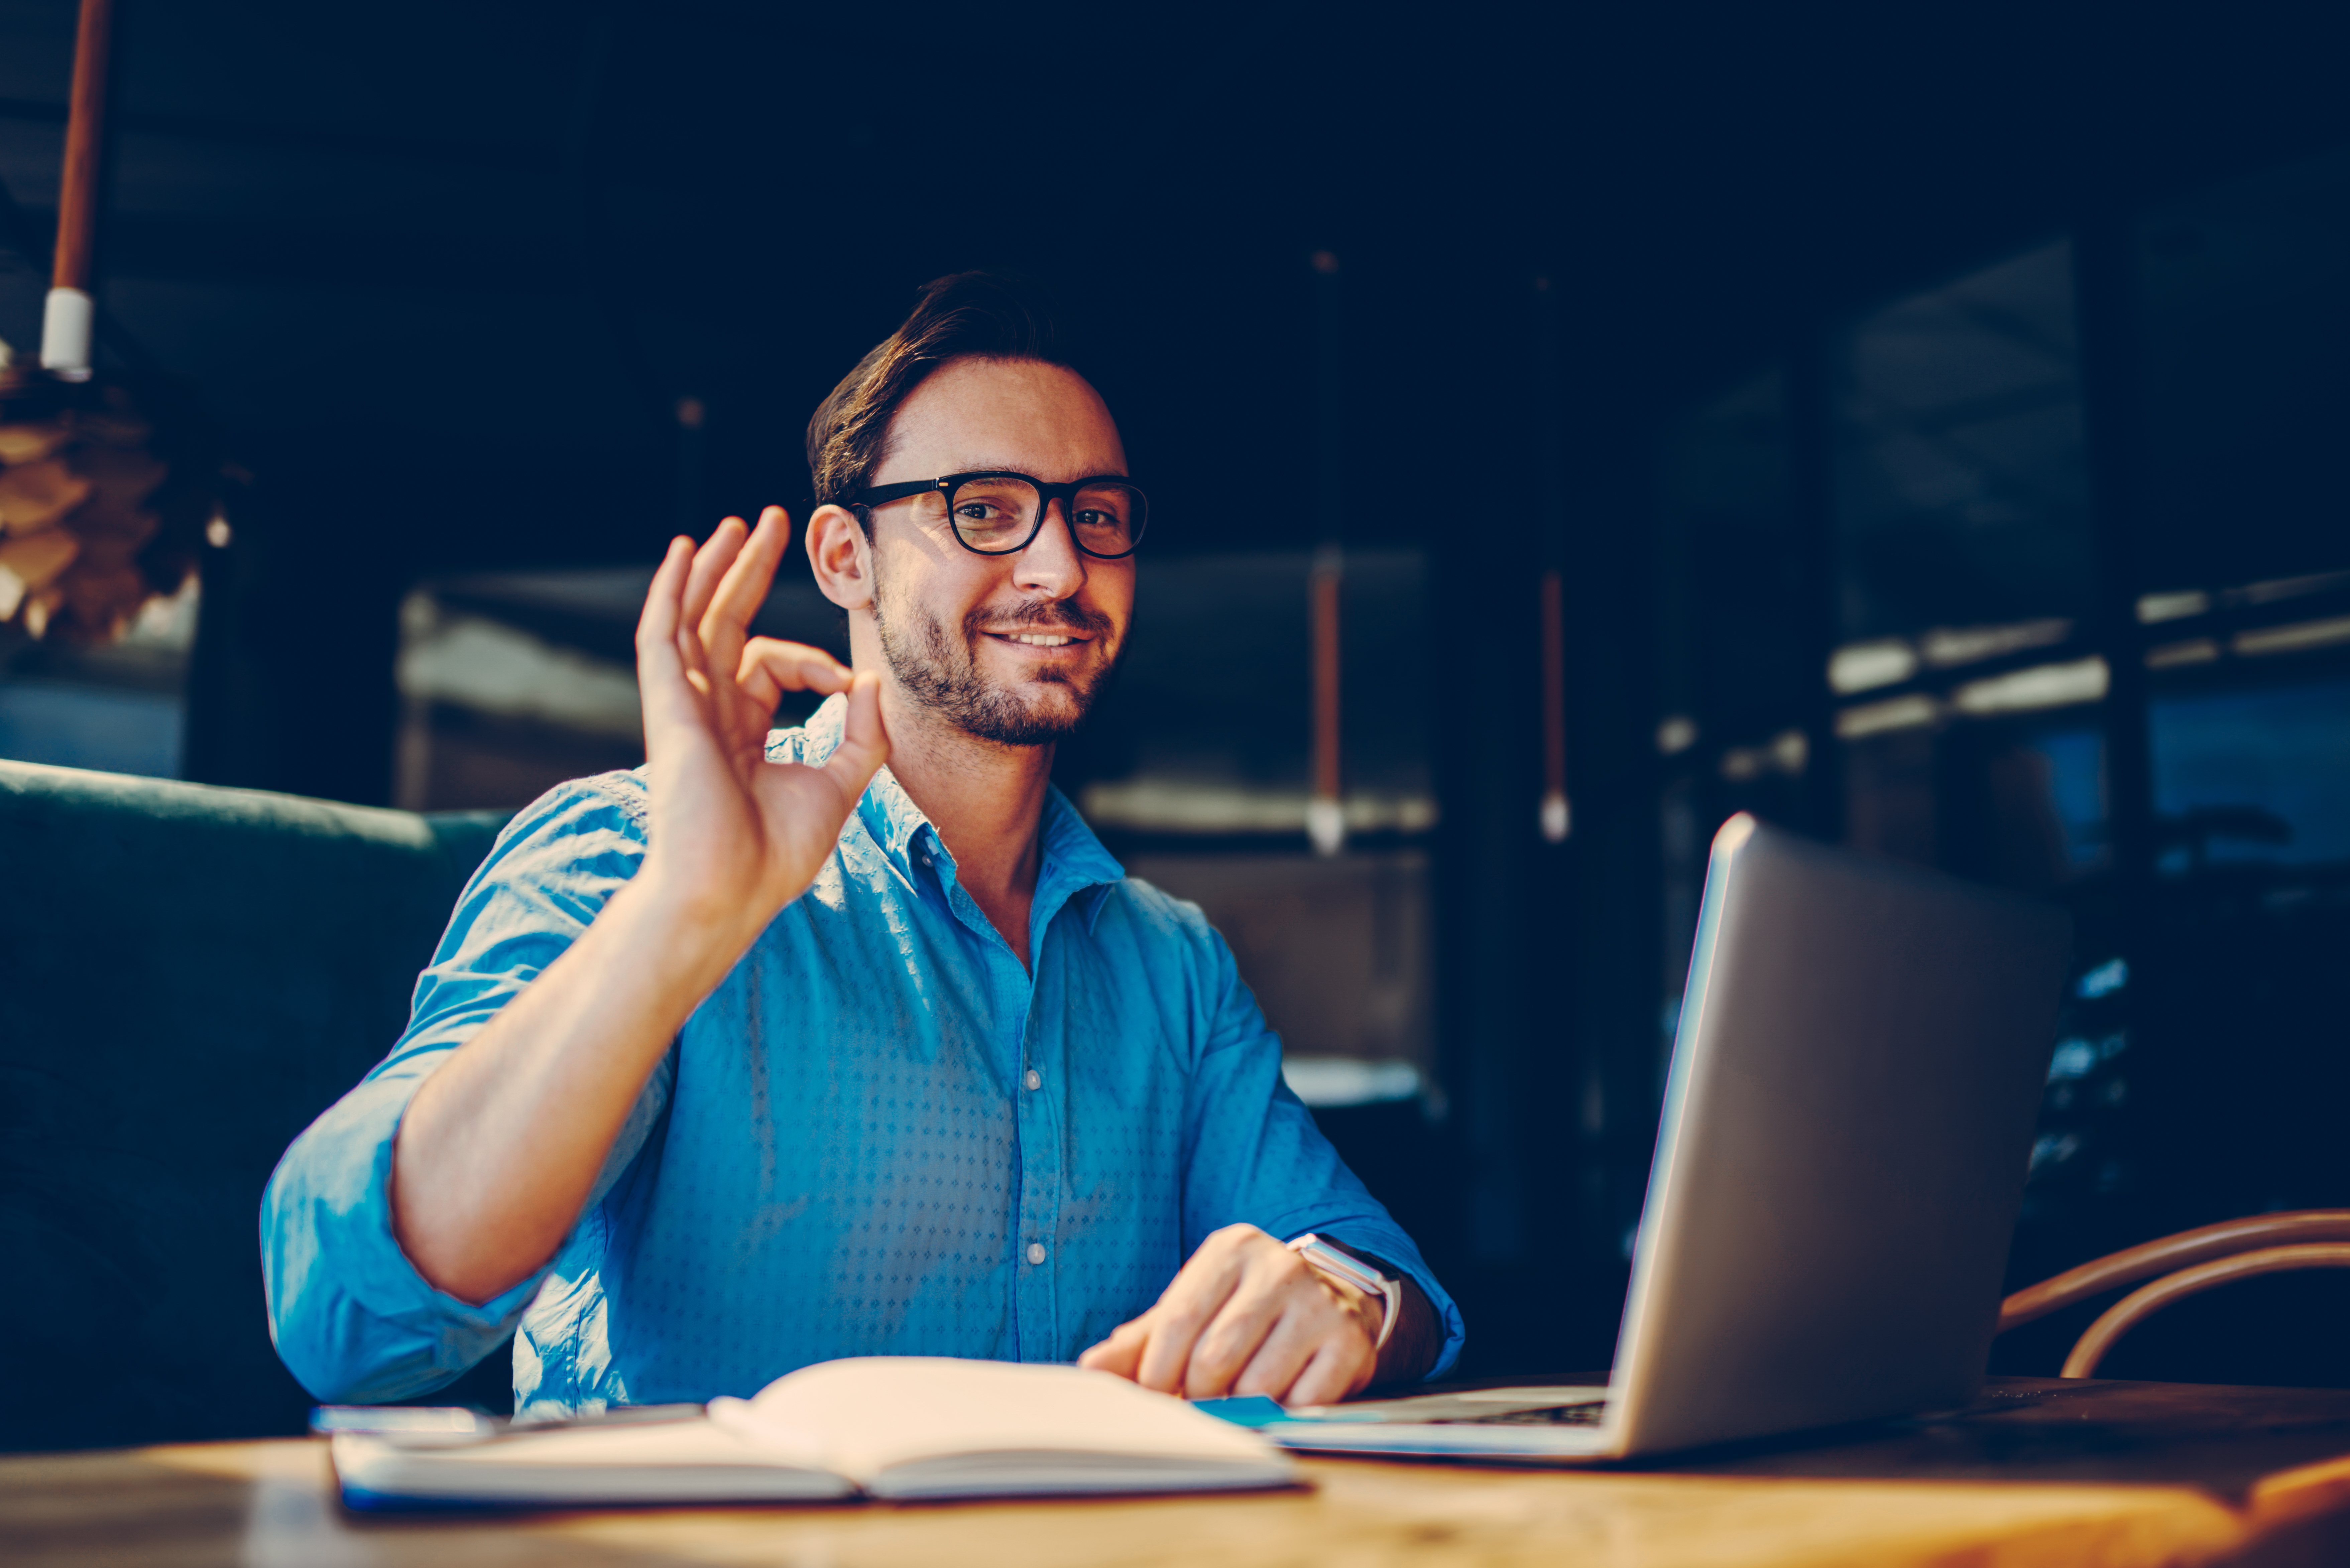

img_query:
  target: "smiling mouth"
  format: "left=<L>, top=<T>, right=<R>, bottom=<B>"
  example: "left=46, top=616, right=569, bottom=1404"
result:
left=985, top=630, right=1089, bottom=649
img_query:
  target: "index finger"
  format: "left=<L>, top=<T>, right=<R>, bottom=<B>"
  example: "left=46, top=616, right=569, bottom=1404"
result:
left=1133, top=1247, right=1248, bottom=1395
left=700, top=506, right=791, bottom=691
left=681, top=516, right=750, bottom=640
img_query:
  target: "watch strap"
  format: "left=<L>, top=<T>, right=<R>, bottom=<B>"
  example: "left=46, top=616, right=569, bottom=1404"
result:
left=1287, top=1233, right=1401, bottom=1354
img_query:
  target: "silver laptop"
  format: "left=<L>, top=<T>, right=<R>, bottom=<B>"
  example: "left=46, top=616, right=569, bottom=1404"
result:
left=1270, top=812, right=2072, bottom=1461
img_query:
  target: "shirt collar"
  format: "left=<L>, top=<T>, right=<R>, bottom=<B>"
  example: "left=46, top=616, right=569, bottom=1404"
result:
left=792, top=694, right=1126, bottom=908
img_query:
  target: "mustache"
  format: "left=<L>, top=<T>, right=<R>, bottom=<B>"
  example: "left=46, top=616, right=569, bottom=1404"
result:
left=965, top=601, right=1116, bottom=637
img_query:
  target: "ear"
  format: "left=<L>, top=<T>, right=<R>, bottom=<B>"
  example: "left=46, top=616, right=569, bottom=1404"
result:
left=806, top=504, right=874, bottom=612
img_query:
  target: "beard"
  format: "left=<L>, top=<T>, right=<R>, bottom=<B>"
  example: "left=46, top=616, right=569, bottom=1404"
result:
left=873, top=580, right=1120, bottom=748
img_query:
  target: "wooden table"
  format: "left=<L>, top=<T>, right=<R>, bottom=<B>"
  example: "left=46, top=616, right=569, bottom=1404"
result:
left=14, top=1377, right=2350, bottom=1568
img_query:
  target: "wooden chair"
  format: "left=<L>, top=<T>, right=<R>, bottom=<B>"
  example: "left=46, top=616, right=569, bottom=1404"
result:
left=2000, top=1211, right=2350, bottom=1378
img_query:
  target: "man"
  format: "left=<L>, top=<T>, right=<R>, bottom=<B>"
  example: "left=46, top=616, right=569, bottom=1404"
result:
left=263, top=273, right=1462, bottom=1415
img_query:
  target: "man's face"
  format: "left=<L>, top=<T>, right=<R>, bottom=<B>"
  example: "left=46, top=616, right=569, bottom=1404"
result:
left=862, top=357, right=1135, bottom=747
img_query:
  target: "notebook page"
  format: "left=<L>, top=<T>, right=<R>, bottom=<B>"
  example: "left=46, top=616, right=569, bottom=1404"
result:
left=332, top=1416, right=851, bottom=1504
left=710, top=1357, right=1286, bottom=1483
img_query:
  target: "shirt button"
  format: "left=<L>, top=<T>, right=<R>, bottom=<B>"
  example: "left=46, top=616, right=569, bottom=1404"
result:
left=1024, top=1068, right=1042, bottom=1092
left=1027, top=1242, right=1047, bottom=1266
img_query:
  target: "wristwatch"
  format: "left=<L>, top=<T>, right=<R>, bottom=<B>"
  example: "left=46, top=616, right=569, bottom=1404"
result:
left=1287, top=1233, right=1402, bottom=1354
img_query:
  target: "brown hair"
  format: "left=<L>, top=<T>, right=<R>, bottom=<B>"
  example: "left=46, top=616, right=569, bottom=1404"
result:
left=805, top=271, right=1070, bottom=514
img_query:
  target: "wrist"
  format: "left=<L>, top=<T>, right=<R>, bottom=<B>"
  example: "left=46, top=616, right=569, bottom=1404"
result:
left=623, top=861, right=761, bottom=948
left=595, top=870, right=763, bottom=1003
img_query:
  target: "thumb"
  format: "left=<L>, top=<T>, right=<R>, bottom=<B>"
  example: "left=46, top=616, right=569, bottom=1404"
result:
left=822, top=668, right=890, bottom=801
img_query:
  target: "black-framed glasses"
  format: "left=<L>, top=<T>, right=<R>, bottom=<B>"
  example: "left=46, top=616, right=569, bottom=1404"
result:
left=843, top=472, right=1148, bottom=559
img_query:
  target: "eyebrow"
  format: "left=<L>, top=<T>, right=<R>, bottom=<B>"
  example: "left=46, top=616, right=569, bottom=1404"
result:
left=940, top=462, right=1132, bottom=480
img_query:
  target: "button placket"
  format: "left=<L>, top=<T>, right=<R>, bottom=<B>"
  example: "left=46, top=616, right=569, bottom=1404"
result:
left=1011, top=945, right=1066, bottom=1362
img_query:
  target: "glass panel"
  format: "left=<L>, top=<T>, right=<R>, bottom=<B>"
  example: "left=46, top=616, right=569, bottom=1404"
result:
left=2136, top=146, right=2350, bottom=590
left=1834, top=241, right=2093, bottom=641
left=1826, top=239, right=2108, bottom=891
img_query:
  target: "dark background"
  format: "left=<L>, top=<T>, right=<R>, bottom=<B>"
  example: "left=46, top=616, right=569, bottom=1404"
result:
left=4, top=0, right=2350, bottom=1413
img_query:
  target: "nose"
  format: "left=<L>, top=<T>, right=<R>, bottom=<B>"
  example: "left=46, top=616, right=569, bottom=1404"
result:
left=1012, top=498, right=1089, bottom=600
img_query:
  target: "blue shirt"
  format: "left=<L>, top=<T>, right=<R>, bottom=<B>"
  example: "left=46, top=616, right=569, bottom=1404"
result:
left=262, top=696, right=1463, bottom=1413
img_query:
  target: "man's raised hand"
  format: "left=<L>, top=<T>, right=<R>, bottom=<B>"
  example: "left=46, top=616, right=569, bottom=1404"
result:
left=633, top=506, right=887, bottom=948
left=384, top=508, right=885, bottom=1305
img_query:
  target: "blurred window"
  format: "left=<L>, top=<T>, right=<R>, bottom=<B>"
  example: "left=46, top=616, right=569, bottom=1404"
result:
left=2151, top=668, right=2350, bottom=875
left=2132, top=145, right=2350, bottom=884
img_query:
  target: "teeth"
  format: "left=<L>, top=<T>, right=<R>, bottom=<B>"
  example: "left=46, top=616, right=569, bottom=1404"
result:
left=1011, top=634, right=1072, bottom=646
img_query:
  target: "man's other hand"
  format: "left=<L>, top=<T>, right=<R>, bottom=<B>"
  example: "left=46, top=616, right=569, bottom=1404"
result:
left=1078, top=1223, right=1393, bottom=1406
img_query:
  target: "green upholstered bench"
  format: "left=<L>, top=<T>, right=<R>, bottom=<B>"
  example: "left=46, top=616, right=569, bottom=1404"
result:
left=0, top=760, right=507, bottom=1452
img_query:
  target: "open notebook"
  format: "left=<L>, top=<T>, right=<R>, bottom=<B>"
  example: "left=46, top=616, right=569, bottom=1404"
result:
left=329, top=1357, right=1296, bottom=1507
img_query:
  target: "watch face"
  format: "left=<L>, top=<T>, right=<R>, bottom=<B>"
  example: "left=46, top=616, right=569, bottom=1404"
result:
left=1295, top=1238, right=1391, bottom=1294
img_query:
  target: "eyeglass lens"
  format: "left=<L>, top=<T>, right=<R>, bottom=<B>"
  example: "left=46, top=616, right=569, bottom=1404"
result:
left=948, top=476, right=1146, bottom=556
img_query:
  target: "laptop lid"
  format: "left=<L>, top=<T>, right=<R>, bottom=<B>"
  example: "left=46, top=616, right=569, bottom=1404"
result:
left=1601, top=814, right=2071, bottom=1458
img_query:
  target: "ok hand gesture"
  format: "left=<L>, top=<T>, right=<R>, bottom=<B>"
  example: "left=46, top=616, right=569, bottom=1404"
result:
left=633, top=506, right=888, bottom=951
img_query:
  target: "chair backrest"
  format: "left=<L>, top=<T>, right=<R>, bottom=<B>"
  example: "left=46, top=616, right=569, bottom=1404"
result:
left=0, top=760, right=505, bottom=1452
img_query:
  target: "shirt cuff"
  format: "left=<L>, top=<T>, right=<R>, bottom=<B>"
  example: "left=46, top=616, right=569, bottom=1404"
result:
left=262, top=1063, right=546, bottom=1404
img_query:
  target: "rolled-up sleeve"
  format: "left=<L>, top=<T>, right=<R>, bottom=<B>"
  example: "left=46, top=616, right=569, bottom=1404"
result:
left=1177, top=927, right=1466, bottom=1380
left=260, top=776, right=670, bottom=1403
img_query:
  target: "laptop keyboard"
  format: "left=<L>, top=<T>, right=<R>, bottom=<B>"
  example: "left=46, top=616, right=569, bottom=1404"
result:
left=1455, top=1401, right=1608, bottom=1426
left=1286, top=1386, right=1613, bottom=1427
